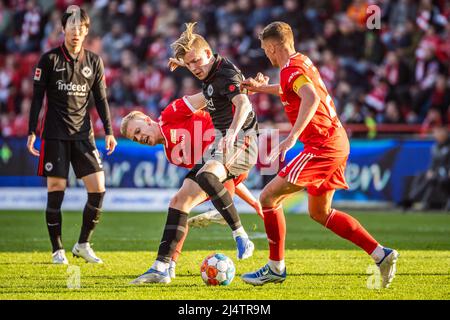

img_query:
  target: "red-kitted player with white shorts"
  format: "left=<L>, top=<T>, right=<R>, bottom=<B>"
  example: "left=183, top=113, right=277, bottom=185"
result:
left=241, top=22, right=399, bottom=288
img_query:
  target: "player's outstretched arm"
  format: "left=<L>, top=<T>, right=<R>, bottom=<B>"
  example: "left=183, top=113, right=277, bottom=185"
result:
left=184, top=92, right=207, bottom=110
left=235, top=184, right=264, bottom=220
left=241, top=72, right=280, bottom=96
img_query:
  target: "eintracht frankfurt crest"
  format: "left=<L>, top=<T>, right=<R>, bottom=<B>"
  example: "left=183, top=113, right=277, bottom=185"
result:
left=81, top=66, right=92, bottom=78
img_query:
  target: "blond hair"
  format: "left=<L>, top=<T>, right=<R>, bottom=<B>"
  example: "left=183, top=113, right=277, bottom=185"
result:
left=259, top=21, right=294, bottom=46
left=120, top=110, right=147, bottom=137
left=170, top=22, right=211, bottom=60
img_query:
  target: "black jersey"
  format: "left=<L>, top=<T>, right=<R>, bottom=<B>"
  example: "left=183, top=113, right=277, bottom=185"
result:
left=202, top=54, right=258, bottom=137
left=28, top=44, right=112, bottom=140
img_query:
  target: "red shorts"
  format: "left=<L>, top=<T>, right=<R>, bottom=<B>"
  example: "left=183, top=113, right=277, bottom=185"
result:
left=232, top=172, right=248, bottom=187
left=278, top=151, right=349, bottom=196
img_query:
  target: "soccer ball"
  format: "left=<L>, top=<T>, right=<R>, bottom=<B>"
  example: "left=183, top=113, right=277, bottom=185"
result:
left=200, top=253, right=235, bottom=286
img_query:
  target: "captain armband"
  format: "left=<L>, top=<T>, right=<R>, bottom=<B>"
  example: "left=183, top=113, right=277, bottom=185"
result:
left=292, top=74, right=313, bottom=93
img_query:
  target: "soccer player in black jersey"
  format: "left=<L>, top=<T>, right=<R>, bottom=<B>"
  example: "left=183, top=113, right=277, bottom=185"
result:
left=171, top=25, right=258, bottom=250
left=26, top=6, right=117, bottom=264
left=129, top=23, right=259, bottom=284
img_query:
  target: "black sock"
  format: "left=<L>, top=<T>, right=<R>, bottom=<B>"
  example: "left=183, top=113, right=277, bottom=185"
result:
left=157, top=208, right=188, bottom=263
left=196, top=172, right=242, bottom=231
left=78, top=192, right=105, bottom=244
left=46, top=191, right=65, bottom=253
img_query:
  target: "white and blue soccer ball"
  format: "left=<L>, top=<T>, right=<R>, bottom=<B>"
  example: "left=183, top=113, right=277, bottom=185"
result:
left=200, top=253, right=235, bottom=286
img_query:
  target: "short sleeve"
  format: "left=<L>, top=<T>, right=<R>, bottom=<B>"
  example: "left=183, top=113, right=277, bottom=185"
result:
left=161, top=98, right=195, bottom=123
left=280, top=66, right=304, bottom=94
left=219, top=69, right=244, bottom=102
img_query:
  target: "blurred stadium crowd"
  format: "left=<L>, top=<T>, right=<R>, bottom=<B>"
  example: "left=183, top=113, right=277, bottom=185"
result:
left=0, top=0, right=449, bottom=138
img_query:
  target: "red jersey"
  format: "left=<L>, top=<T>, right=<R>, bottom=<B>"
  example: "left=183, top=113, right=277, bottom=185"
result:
left=158, top=97, right=215, bottom=169
left=279, top=53, right=349, bottom=158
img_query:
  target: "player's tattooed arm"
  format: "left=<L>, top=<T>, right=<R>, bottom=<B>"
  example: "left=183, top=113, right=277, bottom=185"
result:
left=241, top=72, right=280, bottom=96
left=185, top=92, right=207, bottom=110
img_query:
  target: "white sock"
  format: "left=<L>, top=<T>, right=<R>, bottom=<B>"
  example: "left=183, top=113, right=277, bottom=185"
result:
left=232, top=227, right=248, bottom=240
left=152, top=260, right=169, bottom=272
left=169, top=260, right=176, bottom=269
left=268, top=259, right=285, bottom=274
left=370, top=245, right=385, bottom=263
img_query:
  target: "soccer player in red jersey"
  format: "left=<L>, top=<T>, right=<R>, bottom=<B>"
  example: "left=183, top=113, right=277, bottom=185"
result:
left=120, top=93, right=263, bottom=283
left=240, top=22, right=398, bottom=288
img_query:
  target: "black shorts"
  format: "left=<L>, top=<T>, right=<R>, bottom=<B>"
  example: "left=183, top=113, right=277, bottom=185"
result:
left=38, top=137, right=103, bottom=179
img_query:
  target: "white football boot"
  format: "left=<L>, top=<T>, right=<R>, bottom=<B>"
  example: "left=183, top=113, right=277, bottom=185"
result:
left=376, top=247, right=399, bottom=288
left=52, top=249, right=69, bottom=265
left=72, top=242, right=103, bottom=264
left=130, top=268, right=171, bottom=284
left=235, top=236, right=255, bottom=260
left=187, top=209, right=227, bottom=228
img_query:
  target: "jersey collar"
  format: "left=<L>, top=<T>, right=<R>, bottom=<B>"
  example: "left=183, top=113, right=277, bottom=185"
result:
left=282, top=52, right=300, bottom=69
left=203, top=54, right=223, bottom=83
left=60, top=43, right=85, bottom=63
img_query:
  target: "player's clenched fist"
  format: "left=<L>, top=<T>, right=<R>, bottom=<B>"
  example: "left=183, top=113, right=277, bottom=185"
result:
left=241, top=72, right=269, bottom=93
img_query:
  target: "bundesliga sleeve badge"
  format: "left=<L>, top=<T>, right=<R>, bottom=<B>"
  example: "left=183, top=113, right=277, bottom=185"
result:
left=34, top=68, right=42, bottom=81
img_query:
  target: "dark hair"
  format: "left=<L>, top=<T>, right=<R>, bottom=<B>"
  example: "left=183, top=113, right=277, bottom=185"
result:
left=61, top=7, right=90, bottom=29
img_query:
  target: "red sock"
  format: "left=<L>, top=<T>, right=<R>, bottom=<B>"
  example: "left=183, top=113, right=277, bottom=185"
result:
left=263, top=205, right=286, bottom=261
left=325, top=209, right=378, bottom=254
left=172, top=224, right=189, bottom=263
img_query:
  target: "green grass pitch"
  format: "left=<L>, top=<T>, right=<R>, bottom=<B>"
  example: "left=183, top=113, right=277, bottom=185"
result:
left=0, top=210, right=449, bottom=300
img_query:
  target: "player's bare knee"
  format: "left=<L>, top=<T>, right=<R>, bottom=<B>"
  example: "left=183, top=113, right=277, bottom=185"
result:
left=83, top=172, right=105, bottom=193
left=47, top=181, right=66, bottom=192
left=169, top=193, right=183, bottom=209
left=259, top=189, right=278, bottom=208
left=309, top=207, right=331, bottom=225
left=169, top=194, right=192, bottom=212
left=88, top=186, right=105, bottom=193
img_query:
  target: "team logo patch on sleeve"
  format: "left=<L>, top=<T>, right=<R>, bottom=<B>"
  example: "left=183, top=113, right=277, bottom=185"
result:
left=229, top=84, right=236, bottom=92
left=34, top=68, right=42, bottom=81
